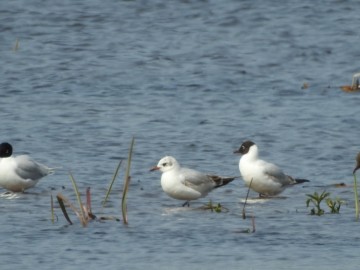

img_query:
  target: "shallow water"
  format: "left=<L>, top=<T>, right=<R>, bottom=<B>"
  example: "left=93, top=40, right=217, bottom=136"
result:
left=1, top=0, right=360, bottom=269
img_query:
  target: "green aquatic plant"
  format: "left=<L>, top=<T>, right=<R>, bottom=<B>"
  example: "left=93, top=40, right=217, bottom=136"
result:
left=53, top=137, right=134, bottom=226
left=56, top=187, right=118, bottom=226
left=306, top=191, right=330, bottom=216
left=103, top=159, right=123, bottom=207
left=354, top=173, right=359, bottom=221
left=57, top=177, right=95, bottom=227
left=326, top=197, right=343, bottom=214
left=306, top=191, right=344, bottom=215
left=200, top=200, right=229, bottom=213
left=353, top=152, right=360, bottom=221
left=54, top=174, right=91, bottom=226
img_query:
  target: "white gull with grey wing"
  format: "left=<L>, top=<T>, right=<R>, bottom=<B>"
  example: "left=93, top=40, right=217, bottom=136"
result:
left=0, top=142, right=54, bottom=192
left=150, top=156, right=235, bottom=205
left=234, top=141, right=309, bottom=196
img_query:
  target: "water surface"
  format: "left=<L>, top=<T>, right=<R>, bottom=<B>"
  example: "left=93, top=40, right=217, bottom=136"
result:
left=1, top=0, right=360, bottom=269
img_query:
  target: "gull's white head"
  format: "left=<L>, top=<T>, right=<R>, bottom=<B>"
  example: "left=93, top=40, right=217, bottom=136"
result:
left=150, top=156, right=180, bottom=173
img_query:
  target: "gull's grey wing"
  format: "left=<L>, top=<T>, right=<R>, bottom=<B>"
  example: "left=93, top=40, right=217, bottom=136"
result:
left=259, top=160, right=291, bottom=185
left=14, top=155, right=51, bottom=180
left=179, top=167, right=213, bottom=188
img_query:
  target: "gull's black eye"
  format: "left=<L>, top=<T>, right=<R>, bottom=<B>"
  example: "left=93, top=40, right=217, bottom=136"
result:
left=162, top=162, right=167, bottom=167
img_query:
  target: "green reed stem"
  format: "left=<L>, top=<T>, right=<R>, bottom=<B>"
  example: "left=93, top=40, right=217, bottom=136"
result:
left=103, top=160, right=123, bottom=207
left=50, top=193, right=55, bottom=223
left=354, top=173, right=359, bottom=221
left=122, top=137, right=135, bottom=225
left=69, top=172, right=87, bottom=227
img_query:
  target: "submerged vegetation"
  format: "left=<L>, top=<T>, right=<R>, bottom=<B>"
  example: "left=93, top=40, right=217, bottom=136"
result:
left=121, top=137, right=135, bottom=225
left=48, top=138, right=358, bottom=231
left=103, top=160, right=123, bottom=207
left=306, top=191, right=329, bottom=216
left=52, top=137, right=135, bottom=227
left=306, top=191, right=343, bottom=216
left=200, top=200, right=229, bottom=213
left=69, top=172, right=88, bottom=226
left=326, top=197, right=343, bottom=214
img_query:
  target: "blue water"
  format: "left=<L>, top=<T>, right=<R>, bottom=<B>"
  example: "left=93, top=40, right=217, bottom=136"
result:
left=1, top=0, right=360, bottom=269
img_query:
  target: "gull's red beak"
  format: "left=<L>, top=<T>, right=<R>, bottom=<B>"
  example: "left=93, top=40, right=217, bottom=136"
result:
left=150, top=166, right=160, bottom=172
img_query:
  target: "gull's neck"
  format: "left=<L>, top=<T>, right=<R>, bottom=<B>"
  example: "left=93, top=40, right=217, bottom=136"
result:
left=244, top=145, right=259, bottom=161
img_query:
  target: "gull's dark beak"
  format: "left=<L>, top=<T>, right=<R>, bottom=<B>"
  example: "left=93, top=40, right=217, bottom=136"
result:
left=233, top=149, right=241, bottom=154
left=150, top=166, right=160, bottom=172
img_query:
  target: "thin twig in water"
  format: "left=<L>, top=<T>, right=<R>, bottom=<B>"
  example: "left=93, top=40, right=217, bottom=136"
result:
left=242, top=178, right=253, bottom=219
left=251, top=214, right=256, bottom=233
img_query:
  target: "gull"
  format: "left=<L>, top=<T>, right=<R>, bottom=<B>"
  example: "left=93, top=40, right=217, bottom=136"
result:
left=150, top=156, right=235, bottom=206
left=341, top=72, right=360, bottom=92
left=0, top=142, right=54, bottom=192
left=234, top=141, right=309, bottom=197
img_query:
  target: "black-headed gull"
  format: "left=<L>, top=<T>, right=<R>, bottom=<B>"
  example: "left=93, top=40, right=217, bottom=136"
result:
left=150, top=156, right=235, bottom=206
left=234, top=141, right=309, bottom=197
left=0, top=142, right=54, bottom=192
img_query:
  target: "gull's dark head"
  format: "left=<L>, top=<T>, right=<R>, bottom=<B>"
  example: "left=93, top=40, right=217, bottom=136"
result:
left=0, top=142, right=13, bottom=158
left=234, top=140, right=255, bottom=155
